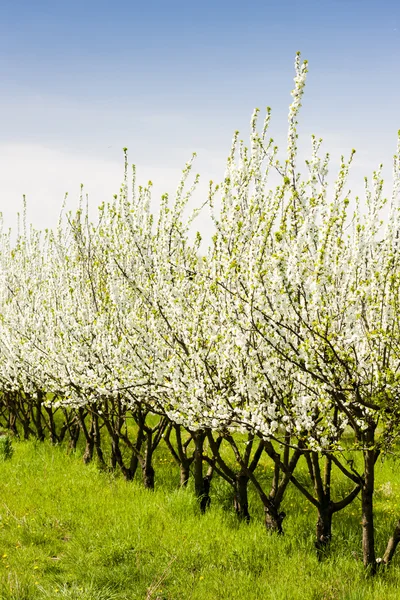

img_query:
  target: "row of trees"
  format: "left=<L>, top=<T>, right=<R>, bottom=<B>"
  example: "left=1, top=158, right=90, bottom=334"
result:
left=1, top=53, right=400, bottom=574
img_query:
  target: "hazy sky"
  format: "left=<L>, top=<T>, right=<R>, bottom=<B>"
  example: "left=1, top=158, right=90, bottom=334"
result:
left=0, top=0, right=399, bottom=243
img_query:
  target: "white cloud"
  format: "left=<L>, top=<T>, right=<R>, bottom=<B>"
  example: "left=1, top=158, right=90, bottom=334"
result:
left=0, top=136, right=396, bottom=250
left=0, top=143, right=192, bottom=226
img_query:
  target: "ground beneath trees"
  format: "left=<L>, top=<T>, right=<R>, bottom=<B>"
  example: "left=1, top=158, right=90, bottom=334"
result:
left=1, top=441, right=400, bottom=599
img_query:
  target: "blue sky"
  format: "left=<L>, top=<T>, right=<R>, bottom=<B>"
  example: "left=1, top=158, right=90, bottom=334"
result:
left=0, top=0, right=399, bottom=241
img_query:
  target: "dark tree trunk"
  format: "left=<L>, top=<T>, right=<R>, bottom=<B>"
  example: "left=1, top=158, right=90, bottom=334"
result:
left=128, top=426, right=144, bottom=481
left=233, top=473, right=250, bottom=522
left=200, top=474, right=211, bottom=513
left=93, top=412, right=105, bottom=466
left=142, top=431, right=155, bottom=490
left=68, top=422, right=81, bottom=451
left=9, top=412, right=18, bottom=436
left=111, top=436, right=122, bottom=470
left=193, top=431, right=205, bottom=498
left=83, top=438, right=94, bottom=464
left=206, top=431, right=252, bottom=521
left=262, top=439, right=302, bottom=535
left=141, top=427, right=156, bottom=490
left=129, top=455, right=139, bottom=479
left=382, top=520, right=400, bottom=566
left=169, top=424, right=194, bottom=488
left=58, top=422, right=68, bottom=444
left=264, top=505, right=286, bottom=534
left=79, top=409, right=94, bottom=464
left=22, top=418, right=31, bottom=440
left=362, top=426, right=376, bottom=574
left=142, top=463, right=155, bottom=490
left=265, top=460, right=286, bottom=533
left=63, top=409, right=80, bottom=450
left=315, top=504, right=333, bottom=558
left=33, top=392, right=45, bottom=441
left=180, top=462, right=191, bottom=487
left=44, top=406, right=58, bottom=444
left=193, top=430, right=211, bottom=512
left=4, top=393, right=19, bottom=436
left=193, top=430, right=205, bottom=498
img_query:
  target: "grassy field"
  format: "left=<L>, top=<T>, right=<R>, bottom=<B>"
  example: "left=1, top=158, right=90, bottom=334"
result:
left=1, top=439, right=400, bottom=599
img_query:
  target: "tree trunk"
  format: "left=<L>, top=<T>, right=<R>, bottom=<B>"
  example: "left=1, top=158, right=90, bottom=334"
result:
left=266, top=461, right=285, bottom=533
left=264, top=504, right=285, bottom=534
left=110, top=436, right=123, bottom=471
left=128, top=426, right=144, bottom=481
left=142, top=463, right=155, bottom=490
left=233, top=473, right=250, bottom=522
left=180, top=462, right=190, bottom=487
left=362, top=427, right=376, bottom=574
left=22, top=418, right=31, bottom=440
left=193, top=430, right=211, bottom=512
left=382, top=520, right=400, bottom=566
left=83, top=438, right=94, bottom=464
left=141, top=429, right=155, bottom=490
left=315, top=504, right=333, bottom=559
left=44, top=406, right=58, bottom=444
left=93, top=412, right=105, bottom=466
left=79, top=408, right=95, bottom=464
left=8, top=412, right=18, bottom=437
left=200, top=474, right=211, bottom=512
left=33, top=393, right=45, bottom=442
left=193, top=430, right=205, bottom=497
left=68, top=422, right=80, bottom=451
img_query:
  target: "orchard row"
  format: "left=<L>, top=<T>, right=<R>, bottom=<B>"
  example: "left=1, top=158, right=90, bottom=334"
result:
left=1, top=53, right=400, bottom=573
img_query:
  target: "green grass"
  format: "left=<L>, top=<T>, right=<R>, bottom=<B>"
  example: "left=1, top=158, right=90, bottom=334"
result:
left=1, top=440, right=400, bottom=599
